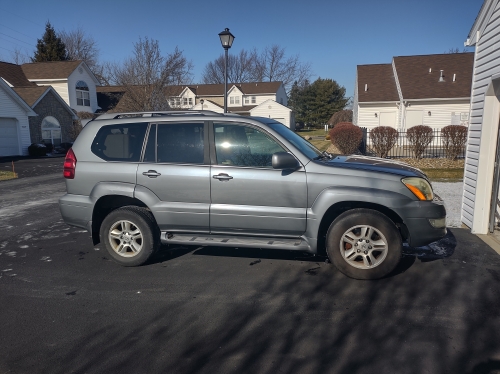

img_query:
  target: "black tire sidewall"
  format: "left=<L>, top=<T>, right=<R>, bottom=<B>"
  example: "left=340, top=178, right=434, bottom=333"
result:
left=100, top=207, right=157, bottom=266
left=326, top=209, right=402, bottom=280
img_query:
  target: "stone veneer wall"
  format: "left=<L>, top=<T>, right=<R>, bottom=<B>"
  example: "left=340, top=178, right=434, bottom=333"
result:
left=29, top=91, right=74, bottom=144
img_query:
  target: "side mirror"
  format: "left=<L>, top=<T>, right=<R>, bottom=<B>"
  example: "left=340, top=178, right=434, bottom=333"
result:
left=272, top=152, right=300, bottom=170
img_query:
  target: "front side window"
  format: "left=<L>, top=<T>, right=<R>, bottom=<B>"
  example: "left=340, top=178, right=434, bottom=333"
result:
left=76, top=80, right=90, bottom=106
left=147, top=123, right=205, bottom=164
left=251, top=96, right=256, bottom=104
left=244, top=96, right=249, bottom=104
left=91, top=123, right=148, bottom=161
left=41, top=116, right=61, bottom=145
left=214, top=123, right=286, bottom=168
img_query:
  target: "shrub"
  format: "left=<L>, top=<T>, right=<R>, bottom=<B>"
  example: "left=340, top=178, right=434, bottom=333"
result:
left=407, top=125, right=434, bottom=159
left=28, top=143, right=47, bottom=157
left=441, top=125, right=468, bottom=160
left=328, top=110, right=353, bottom=128
left=370, top=126, right=398, bottom=158
left=329, top=122, right=362, bottom=155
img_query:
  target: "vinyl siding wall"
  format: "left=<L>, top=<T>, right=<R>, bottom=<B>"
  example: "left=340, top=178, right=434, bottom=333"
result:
left=0, top=87, right=32, bottom=155
left=463, top=0, right=500, bottom=229
left=68, top=69, right=98, bottom=113
left=402, top=100, right=471, bottom=130
left=357, top=103, right=400, bottom=130
left=250, top=101, right=293, bottom=129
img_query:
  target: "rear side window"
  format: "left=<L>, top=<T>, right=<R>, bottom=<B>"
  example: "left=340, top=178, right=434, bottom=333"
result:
left=154, top=123, right=205, bottom=164
left=91, top=123, right=148, bottom=162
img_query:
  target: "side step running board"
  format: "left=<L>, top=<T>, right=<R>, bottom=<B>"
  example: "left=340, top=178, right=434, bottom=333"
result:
left=161, top=232, right=311, bottom=251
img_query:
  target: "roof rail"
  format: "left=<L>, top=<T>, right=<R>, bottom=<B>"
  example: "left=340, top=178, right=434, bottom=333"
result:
left=94, top=110, right=226, bottom=120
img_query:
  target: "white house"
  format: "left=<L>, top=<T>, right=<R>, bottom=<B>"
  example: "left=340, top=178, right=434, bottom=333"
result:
left=354, top=53, right=474, bottom=131
left=21, top=60, right=100, bottom=113
left=462, top=0, right=500, bottom=235
left=249, top=99, right=295, bottom=130
left=0, top=78, right=36, bottom=156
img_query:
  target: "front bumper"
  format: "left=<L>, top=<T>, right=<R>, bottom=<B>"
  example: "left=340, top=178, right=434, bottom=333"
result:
left=400, top=198, right=447, bottom=247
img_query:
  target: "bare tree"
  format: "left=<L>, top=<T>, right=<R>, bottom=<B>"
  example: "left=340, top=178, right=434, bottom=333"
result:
left=10, top=47, right=31, bottom=65
left=110, top=37, right=193, bottom=112
left=202, top=49, right=258, bottom=84
left=60, top=27, right=99, bottom=70
left=254, top=45, right=311, bottom=92
left=201, top=45, right=311, bottom=93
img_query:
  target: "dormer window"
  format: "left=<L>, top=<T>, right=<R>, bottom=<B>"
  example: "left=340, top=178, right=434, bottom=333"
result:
left=76, top=81, right=90, bottom=106
left=230, top=96, right=240, bottom=105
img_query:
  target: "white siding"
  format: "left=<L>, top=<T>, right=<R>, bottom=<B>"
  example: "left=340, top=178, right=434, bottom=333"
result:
left=275, top=84, right=288, bottom=106
left=357, top=103, right=400, bottom=130
left=250, top=100, right=293, bottom=129
left=37, top=81, right=69, bottom=106
left=402, top=100, right=470, bottom=130
left=0, top=86, right=32, bottom=155
left=68, top=67, right=98, bottom=113
left=463, top=0, right=500, bottom=231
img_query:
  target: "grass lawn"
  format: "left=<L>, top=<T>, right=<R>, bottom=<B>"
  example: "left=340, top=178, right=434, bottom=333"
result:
left=308, top=139, right=331, bottom=152
left=0, top=171, right=17, bottom=181
left=297, top=128, right=329, bottom=137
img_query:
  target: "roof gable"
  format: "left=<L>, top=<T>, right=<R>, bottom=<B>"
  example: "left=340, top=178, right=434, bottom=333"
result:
left=250, top=99, right=291, bottom=112
left=0, top=61, right=36, bottom=87
left=357, top=64, right=399, bottom=102
left=227, top=85, right=243, bottom=95
left=21, top=60, right=98, bottom=83
left=393, top=53, right=474, bottom=99
left=12, top=86, right=77, bottom=119
left=0, top=79, right=37, bottom=115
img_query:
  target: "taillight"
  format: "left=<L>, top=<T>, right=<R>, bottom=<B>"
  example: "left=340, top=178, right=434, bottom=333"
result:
left=63, top=148, right=77, bottom=179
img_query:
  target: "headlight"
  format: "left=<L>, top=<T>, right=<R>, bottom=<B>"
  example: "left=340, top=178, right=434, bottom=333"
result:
left=402, top=177, right=434, bottom=201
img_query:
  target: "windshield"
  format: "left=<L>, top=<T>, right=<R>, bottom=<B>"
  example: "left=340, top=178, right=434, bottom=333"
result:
left=267, top=122, right=322, bottom=159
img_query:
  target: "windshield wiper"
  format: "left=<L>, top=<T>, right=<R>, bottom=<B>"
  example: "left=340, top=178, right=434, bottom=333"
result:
left=313, top=151, right=334, bottom=161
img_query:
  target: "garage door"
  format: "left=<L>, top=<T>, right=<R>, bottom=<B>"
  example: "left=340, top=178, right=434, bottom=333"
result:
left=0, top=118, right=19, bottom=156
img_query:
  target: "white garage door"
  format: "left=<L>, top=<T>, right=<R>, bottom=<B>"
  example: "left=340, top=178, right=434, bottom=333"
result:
left=0, top=118, right=19, bottom=156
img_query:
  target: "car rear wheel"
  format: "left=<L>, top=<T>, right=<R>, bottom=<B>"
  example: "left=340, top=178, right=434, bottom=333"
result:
left=100, top=206, right=159, bottom=266
left=326, top=209, right=402, bottom=280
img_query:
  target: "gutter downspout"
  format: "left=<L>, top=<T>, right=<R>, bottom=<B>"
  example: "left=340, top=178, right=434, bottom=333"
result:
left=392, top=58, right=405, bottom=131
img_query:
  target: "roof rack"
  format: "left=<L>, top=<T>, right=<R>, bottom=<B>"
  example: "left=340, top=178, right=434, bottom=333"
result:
left=94, top=110, right=234, bottom=120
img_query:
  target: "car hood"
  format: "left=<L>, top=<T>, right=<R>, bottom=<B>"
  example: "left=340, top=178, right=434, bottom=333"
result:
left=317, top=155, right=427, bottom=178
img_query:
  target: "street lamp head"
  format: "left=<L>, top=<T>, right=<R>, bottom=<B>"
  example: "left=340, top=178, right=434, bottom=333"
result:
left=218, top=28, right=235, bottom=50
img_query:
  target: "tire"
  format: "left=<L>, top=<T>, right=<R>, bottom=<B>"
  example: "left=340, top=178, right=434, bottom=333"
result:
left=100, top=206, right=160, bottom=267
left=326, top=209, right=402, bottom=280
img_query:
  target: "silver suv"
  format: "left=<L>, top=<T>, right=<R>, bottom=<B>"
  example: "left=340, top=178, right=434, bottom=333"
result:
left=59, top=111, right=446, bottom=279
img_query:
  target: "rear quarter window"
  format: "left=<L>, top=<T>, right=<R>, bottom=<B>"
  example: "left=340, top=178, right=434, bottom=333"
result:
left=91, top=123, right=148, bottom=162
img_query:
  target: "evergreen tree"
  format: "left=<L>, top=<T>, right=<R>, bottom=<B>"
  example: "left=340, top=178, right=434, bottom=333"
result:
left=32, top=22, right=68, bottom=62
left=290, top=78, right=349, bottom=127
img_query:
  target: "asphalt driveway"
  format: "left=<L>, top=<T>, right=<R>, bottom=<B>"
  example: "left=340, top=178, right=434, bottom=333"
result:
left=0, top=159, right=499, bottom=374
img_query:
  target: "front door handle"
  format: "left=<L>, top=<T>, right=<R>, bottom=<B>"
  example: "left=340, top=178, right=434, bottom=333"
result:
left=213, top=173, right=233, bottom=181
left=142, top=170, right=161, bottom=178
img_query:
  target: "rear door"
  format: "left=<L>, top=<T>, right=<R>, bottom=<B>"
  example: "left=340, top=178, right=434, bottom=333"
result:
left=136, top=121, right=211, bottom=233
left=209, top=122, right=307, bottom=236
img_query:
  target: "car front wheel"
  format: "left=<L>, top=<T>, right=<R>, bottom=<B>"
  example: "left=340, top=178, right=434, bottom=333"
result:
left=326, top=209, right=402, bottom=280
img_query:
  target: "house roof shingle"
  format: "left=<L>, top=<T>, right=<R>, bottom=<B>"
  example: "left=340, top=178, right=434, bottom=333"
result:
left=0, top=61, right=36, bottom=87
left=12, top=86, right=50, bottom=106
left=393, top=53, right=474, bottom=99
left=21, top=60, right=82, bottom=80
left=356, top=64, right=399, bottom=103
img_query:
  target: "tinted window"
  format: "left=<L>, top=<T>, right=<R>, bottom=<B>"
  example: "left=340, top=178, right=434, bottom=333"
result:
left=91, top=123, right=147, bottom=162
left=156, top=123, right=204, bottom=164
left=214, top=123, right=285, bottom=167
left=267, top=122, right=322, bottom=159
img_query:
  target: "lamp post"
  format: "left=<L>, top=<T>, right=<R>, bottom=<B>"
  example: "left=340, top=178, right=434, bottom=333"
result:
left=200, top=99, right=204, bottom=112
left=218, top=28, right=235, bottom=113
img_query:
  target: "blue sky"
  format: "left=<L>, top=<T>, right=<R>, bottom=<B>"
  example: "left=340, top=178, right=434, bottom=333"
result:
left=0, top=0, right=483, bottom=99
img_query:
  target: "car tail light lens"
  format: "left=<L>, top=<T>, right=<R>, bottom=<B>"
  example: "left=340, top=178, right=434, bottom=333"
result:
left=63, top=148, right=77, bottom=179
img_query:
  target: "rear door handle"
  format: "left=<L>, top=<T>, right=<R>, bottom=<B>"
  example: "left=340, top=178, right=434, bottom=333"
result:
left=213, top=173, right=233, bottom=181
left=142, top=170, right=161, bottom=178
